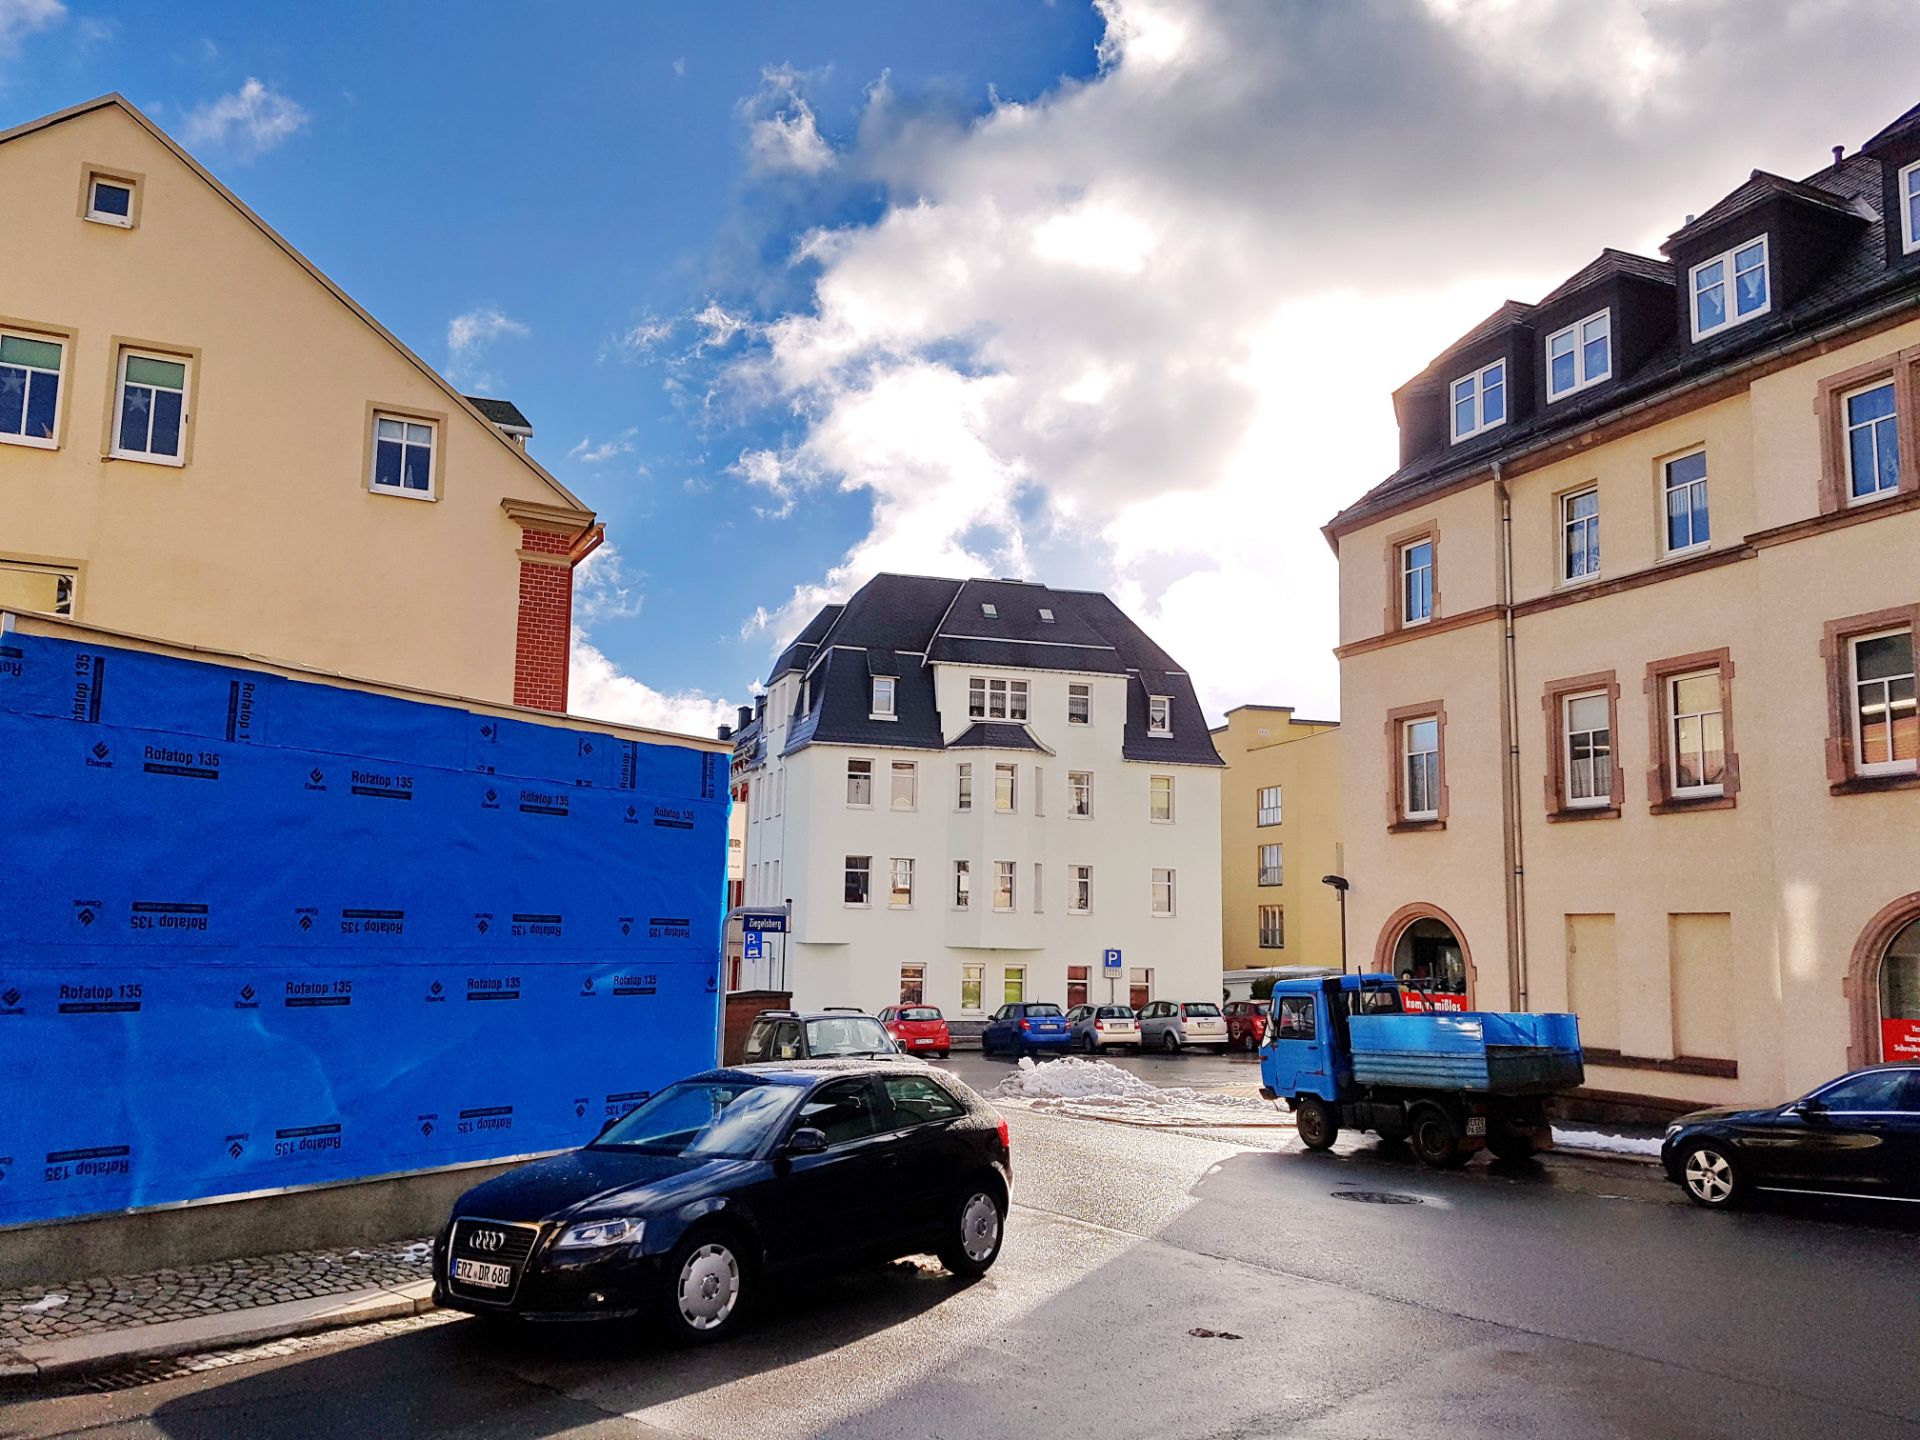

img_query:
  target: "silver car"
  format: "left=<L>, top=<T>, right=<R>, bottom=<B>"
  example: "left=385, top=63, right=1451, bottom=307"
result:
left=1065, top=1003, right=1142, bottom=1053
left=1138, top=1000, right=1229, bottom=1053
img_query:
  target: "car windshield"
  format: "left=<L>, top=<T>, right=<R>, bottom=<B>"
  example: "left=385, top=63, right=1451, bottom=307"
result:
left=1183, top=1003, right=1221, bottom=1017
left=1024, top=1005, right=1064, bottom=1017
left=805, top=1016, right=896, bottom=1056
left=593, top=1080, right=799, bottom=1158
left=896, top=1007, right=942, bottom=1021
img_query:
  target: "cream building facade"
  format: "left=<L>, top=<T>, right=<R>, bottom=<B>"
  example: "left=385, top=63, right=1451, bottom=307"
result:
left=1211, top=706, right=1343, bottom=974
left=1328, top=102, right=1920, bottom=1111
left=0, top=95, right=598, bottom=711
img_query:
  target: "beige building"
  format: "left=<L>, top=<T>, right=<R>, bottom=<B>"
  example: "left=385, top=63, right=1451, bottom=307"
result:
left=1327, top=101, right=1920, bottom=1111
left=1211, top=706, right=1343, bottom=974
left=0, top=95, right=599, bottom=711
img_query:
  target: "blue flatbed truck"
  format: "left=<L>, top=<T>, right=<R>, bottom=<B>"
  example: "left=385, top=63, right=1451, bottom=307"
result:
left=1258, top=974, right=1584, bottom=1167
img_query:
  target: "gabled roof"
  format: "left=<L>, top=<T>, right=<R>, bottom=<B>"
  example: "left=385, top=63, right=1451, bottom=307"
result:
left=1862, top=100, right=1920, bottom=154
left=0, top=95, right=589, bottom=523
left=1534, top=248, right=1673, bottom=309
left=1402, top=301, right=1535, bottom=391
left=1661, top=169, right=1862, bottom=253
left=946, top=722, right=1052, bottom=753
left=465, top=396, right=532, bottom=433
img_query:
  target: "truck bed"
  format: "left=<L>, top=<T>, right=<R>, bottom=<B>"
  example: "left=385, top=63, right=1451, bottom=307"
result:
left=1347, top=1012, right=1583, bottom=1094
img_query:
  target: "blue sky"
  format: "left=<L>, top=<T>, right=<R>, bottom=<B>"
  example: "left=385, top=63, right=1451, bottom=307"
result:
left=6, top=1, right=1920, bottom=732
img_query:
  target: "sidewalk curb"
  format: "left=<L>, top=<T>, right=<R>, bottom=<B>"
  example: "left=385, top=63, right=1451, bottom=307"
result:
left=5, top=1279, right=438, bottom=1383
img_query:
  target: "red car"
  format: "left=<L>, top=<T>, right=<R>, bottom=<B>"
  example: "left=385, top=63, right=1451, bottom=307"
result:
left=878, top=1004, right=951, bottom=1058
left=1224, top=1000, right=1271, bottom=1051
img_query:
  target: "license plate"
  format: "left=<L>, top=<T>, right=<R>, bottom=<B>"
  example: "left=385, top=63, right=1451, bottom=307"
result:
left=913, top=1036, right=933, bottom=1045
left=454, top=1258, right=512, bottom=1289
left=1465, top=1116, right=1487, bottom=1137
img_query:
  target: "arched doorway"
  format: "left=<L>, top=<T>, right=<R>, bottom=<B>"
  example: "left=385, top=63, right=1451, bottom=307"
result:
left=1373, top=904, right=1474, bottom=1012
left=1847, top=893, right=1920, bottom=1067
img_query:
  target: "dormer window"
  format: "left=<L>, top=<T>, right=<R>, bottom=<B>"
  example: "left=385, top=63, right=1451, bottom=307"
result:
left=1148, top=696, right=1172, bottom=735
left=1546, top=311, right=1610, bottom=400
left=1449, top=360, right=1505, bottom=443
left=981, top=603, right=998, bottom=618
left=870, top=675, right=896, bottom=719
left=1690, top=236, right=1769, bottom=339
left=1901, top=160, right=1920, bottom=256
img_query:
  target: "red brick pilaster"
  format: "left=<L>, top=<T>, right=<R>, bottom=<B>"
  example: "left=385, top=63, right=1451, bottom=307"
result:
left=512, top=523, right=600, bottom=713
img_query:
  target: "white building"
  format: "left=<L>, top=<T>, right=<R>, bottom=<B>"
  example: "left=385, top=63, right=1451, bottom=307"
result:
left=729, top=574, right=1225, bottom=1020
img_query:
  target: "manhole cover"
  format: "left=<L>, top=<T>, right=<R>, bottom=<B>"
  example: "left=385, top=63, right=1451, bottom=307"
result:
left=1331, top=1190, right=1423, bottom=1205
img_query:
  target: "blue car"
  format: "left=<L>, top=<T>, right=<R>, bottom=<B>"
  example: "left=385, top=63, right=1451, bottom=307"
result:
left=982, top=1002, right=1073, bottom=1057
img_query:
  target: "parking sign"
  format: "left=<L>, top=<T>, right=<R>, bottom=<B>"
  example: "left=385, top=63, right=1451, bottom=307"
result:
left=1103, top=948, right=1123, bottom=972
left=744, top=931, right=763, bottom=960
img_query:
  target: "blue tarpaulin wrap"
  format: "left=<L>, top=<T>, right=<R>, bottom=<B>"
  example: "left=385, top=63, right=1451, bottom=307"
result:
left=0, top=633, right=728, bottom=1225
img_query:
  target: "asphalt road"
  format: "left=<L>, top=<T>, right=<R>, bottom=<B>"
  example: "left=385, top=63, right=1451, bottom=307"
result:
left=8, top=1107, right=1920, bottom=1440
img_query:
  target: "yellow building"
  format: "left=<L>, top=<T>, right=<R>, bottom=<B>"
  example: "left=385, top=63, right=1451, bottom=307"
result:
left=1327, top=101, right=1920, bottom=1112
left=1211, top=705, right=1343, bottom=974
left=0, top=95, right=598, bottom=711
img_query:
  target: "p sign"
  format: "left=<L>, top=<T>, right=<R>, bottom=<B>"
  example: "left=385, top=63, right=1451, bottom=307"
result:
left=1102, top=948, right=1123, bottom=973
left=743, top=931, right=763, bottom=961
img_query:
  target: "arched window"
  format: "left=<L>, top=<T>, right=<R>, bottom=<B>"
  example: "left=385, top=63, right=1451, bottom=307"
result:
left=1880, top=917, right=1920, bottom=1063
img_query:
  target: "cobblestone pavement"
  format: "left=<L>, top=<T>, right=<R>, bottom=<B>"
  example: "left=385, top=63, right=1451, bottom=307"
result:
left=0, top=1237, right=433, bottom=1357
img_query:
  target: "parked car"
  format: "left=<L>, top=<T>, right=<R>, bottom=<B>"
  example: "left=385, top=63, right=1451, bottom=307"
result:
left=1138, top=1000, right=1229, bottom=1053
left=1224, top=1000, right=1271, bottom=1051
left=981, top=1002, right=1072, bottom=1057
left=877, top=1004, right=952, bottom=1058
left=1065, top=1003, right=1141, bottom=1053
left=1660, top=1064, right=1920, bottom=1210
left=434, top=1060, right=1011, bottom=1342
left=740, top=1010, right=900, bottom=1063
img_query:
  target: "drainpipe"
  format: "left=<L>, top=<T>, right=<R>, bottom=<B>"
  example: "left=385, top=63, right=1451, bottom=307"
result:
left=1495, top=463, right=1531, bottom=1011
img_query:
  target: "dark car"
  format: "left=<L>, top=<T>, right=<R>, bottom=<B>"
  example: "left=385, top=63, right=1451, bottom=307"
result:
left=740, top=1009, right=900, bottom=1062
left=434, top=1060, right=1010, bottom=1342
left=980, top=1002, right=1072, bottom=1057
left=1661, top=1064, right=1920, bottom=1209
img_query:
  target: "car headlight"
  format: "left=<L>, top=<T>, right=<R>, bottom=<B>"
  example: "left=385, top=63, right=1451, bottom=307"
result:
left=553, top=1217, right=644, bottom=1250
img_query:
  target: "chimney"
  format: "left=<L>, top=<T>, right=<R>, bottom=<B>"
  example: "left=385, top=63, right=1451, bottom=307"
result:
left=1832, top=144, right=1845, bottom=165
left=737, top=705, right=754, bottom=731
left=755, top=695, right=766, bottom=719
left=718, top=723, right=733, bottom=742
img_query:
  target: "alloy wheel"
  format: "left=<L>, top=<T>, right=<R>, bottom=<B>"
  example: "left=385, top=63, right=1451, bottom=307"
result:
left=1683, top=1147, right=1736, bottom=1206
left=960, top=1192, right=1001, bottom=1263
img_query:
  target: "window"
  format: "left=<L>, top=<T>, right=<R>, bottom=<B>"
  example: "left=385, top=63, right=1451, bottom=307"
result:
left=1850, top=629, right=1917, bottom=776
left=1844, top=381, right=1901, bottom=503
left=1276, top=995, right=1316, bottom=1040
left=899, top=964, right=925, bottom=1006
left=890, top=761, right=917, bottom=810
left=1663, top=450, right=1710, bottom=554
left=1068, top=683, right=1090, bottom=725
left=1258, top=843, right=1283, bottom=887
left=0, top=330, right=65, bottom=447
left=890, top=858, right=915, bottom=908
left=0, top=559, right=76, bottom=616
left=1148, top=696, right=1172, bottom=735
left=981, top=602, right=998, bottom=618
left=1256, top=785, right=1282, bottom=826
left=993, top=860, right=1015, bottom=912
left=1070, top=865, right=1092, bottom=913
left=1562, top=487, right=1600, bottom=581
left=1151, top=868, right=1175, bottom=917
left=1069, top=770, right=1094, bottom=817
left=370, top=413, right=434, bottom=495
left=994, top=763, right=1016, bottom=813
left=1003, top=966, right=1026, bottom=1005
left=1034, top=766, right=1045, bottom=816
left=1690, top=236, right=1769, bottom=339
left=1546, top=310, right=1611, bottom=399
left=1150, top=774, right=1174, bottom=822
left=85, top=171, right=136, bottom=227
left=1039, top=607, right=1055, bottom=623
left=870, top=676, right=896, bottom=718
left=113, top=350, right=189, bottom=464
left=799, top=1079, right=881, bottom=1146
left=1668, top=670, right=1726, bottom=797
left=1403, top=716, right=1440, bottom=821
left=961, top=964, right=984, bottom=1013
left=955, top=762, right=973, bottom=812
left=1449, top=359, right=1506, bottom=442
left=883, top=1073, right=963, bottom=1124
left=1067, top=965, right=1089, bottom=1010
left=846, top=758, right=873, bottom=807
left=1903, top=159, right=1920, bottom=255
left=844, top=855, right=871, bottom=906
left=1400, top=538, right=1434, bottom=625
left=1563, top=692, right=1613, bottom=808
left=1033, top=862, right=1043, bottom=913
left=953, top=860, right=972, bottom=909
left=968, top=676, right=1028, bottom=720
left=1129, top=967, right=1152, bottom=1010
left=1258, top=905, right=1285, bottom=949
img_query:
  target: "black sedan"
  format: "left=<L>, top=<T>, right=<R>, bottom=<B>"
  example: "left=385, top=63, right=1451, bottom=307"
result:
left=1661, top=1063, right=1920, bottom=1209
left=433, top=1059, right=1011, bottom=1342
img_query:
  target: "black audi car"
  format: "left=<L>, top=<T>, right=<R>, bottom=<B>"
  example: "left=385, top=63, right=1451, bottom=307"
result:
left=433, top=1059, right=1010, bottom=1342
left=1660, top=1063, right=1920, bottom=1209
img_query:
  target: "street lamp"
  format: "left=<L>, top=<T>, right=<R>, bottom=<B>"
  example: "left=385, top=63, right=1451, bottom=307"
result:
left=1320, top=874, right=1350, bottom=975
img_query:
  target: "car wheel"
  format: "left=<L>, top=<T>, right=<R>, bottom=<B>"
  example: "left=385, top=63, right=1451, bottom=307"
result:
left=1409, top=1108, right=1468, bottom=1168
left=659, top=1230, right=748, bottom=1344
left=1081, top=1033, right=1096, bottom=1054
left=1162, top=1031, right=1181, bottom=1054
left=937, top=1183, right=1006, bottom=1277
left=1486, top=1134, right=1537, bottom=1163
left=1295, top=1096, right=1339, bottom=1150
left=1680, top=1142, right=1743, bottom=1209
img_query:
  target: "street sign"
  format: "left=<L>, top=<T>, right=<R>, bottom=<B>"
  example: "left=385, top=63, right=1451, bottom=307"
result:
left=1102, top=948, right=1123, bottom=973
left=743, top=931, right=763, bottom=960
left=742, top=913, right=788, bottom=933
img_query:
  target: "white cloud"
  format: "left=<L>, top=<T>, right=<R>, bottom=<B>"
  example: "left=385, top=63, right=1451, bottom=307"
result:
left=445, top=306, right=530, bottom=390
left=609, top=315, right=675, bottom=361
left=673, top=56, right=687, bottom=78
left=718, top=0, right=1920, bottom=720
left=742, top=64, right=837, bottom=175
left=0, top=0, right=61, bottom=61
left=572, top=542, right=645, bottom=625
left=180, top=77, right=308, bottom=160
left=568, top=428, right=639, bottom=464
left=569, top=632, right=735, bottom=739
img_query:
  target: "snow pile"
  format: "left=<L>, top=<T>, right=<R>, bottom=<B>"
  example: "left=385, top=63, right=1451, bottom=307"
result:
left=991, top=1056, right=1284, bottom=1126
left=1551, top=1127, right=1664, bottom=1158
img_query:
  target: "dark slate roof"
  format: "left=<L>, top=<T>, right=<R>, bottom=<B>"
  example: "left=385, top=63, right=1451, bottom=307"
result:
left=771, top=604, right=842, bottom=679
left=1534, top=248, right=1673, bottom=308
left=465, top=395, right=532, bottom=431
left=1332, top=137, right=1920, bottom=537
left=1863, top=101, right=1920, bottom=153
left=1662, top=170, right=1860, bottom=252
left=947, top=722, right=1052, bottom=753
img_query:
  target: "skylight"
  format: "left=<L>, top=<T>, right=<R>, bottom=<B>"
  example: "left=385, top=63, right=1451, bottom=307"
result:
left=981, top=603, right=997, bottom=617
left=1039, top=608, right=1055, bottom=623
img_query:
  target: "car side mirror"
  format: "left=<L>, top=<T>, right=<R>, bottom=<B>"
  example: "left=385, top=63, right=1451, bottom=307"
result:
left=783, top=1127, right=827, bottom=1156
left=1791, top=1100, right=1825, bottom=1121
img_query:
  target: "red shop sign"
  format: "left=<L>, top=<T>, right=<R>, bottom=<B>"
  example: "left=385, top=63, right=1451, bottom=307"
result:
left=1882, top=1017, right=1920, bottom=1063
left=1402, top=989, right=1469, bottom=1014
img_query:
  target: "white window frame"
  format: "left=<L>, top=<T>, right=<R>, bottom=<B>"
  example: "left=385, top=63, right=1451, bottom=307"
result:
left=1449, top=359, right=1507, bottom=444
left=994, top=762, right=1016, bottom=813
left=1903, top=159, right=1920, bottom=256
left=846, top=758, right=872, bottom=808
left=981, top=602, right=998, bottom=618
left=1258, top=843, right=1283, bottom=887
left=85, top=173, right=136, bottom=228
left=1258, top=904, right=1285, bottom=950
left=889, top=857, right=915, bottom=909
left=1403, top=718, right=1440, bottom=821
left=1400, top=538, right=1434, bottom=626
left=890, top=760, right=917, bottom=811
left=1561, top=487, right=1601, bottom=583
left=1667, top=670, right=1726, bottom=799
left=1849, top=628, right=1918, bottom=777
left=969, top=676, right=1029, bottom=721
left=870, top=675, right=896, bottom=719
left=899, top=964, right=925, bottom=1006
left=368, top=411, right=438, bottom=498
left=1068, top=770, right=1094, bottom=818
left=993, top=860, right=1016, bottom=913
left=953, top=859, right=972, bottom=910
left=1150, top=774, right=1174, bottom=823
left=1148, top=695, right=1172, bottom=736
left=0, top=328, right=67, bottom=450
left=1545, top=309, right=1611, bottom=401
left=1038, top=607, right=1055, bottom=623
left=1662, top=448, right=1711, bottom=557
left=954, top=762, right=973, bottom=812
left=1843, top=379, right=1902, bottom=505
left=1256, top=785, right=1282, bottom=827
left=1151, top=867, right=1176, bottom=918
left=111, top=349, right=191, bottom=467
left=1689, top=234, right=1771, bottom=341
left=1003, top=964, right=1026, bottom=1006
left=1069, top=864, right=1092, bottom=914
left=844, top=855, right=872, bottom=908
left=961, top=963, right=984, bottom=1014
left=1068, top=683, right=1091, bottom=725
left=1562, top=691, right=1613, bottom=809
